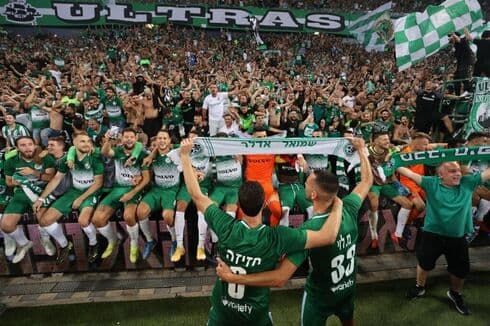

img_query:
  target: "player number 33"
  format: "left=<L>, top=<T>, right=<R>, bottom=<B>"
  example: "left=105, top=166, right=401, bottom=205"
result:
left=330, top=245, right=356, bottom=284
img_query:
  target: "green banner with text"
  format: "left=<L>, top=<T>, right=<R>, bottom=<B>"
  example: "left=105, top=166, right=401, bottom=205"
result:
left=467, top=77, right=490, bottom=135
left=0, top=0, right=361, bottom=34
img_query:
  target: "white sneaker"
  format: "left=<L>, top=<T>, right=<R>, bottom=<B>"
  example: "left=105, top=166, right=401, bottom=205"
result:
left=40, top=237, right=56, bottom=256
left=4, top=235, right=16, bottom=256
left=12, top=241, right=33, bottom=264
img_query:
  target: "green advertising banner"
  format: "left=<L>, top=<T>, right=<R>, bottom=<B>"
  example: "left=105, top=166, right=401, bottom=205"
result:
left=0, top=0, right=361, bottom=34
left=467, top=77, right=490, bottom=135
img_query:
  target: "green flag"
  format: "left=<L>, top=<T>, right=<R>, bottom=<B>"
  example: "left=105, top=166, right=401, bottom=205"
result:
left=394, top=0, right=484, bottom=71
left=349, top=2, right=394, bottom=52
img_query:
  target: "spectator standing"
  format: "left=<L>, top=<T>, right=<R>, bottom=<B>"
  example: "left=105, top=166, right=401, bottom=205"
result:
left=464, top=28, right=490, bottom=77
left=400, top=162, right=490, bottom=315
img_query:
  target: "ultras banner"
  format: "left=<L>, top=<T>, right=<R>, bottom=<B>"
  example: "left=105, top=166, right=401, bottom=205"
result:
left=0, top=0, right=361, bottom=34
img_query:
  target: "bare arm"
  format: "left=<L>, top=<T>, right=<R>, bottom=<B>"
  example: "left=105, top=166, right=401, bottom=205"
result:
left=304, top=196, right=343, bottom=249
left=481, top=167, right=490, bottom=183
left=101, top=131, right=116, bottom=158
left=397, top=166, right=423, bottom=185
left=349, top=138, right=373, bottom=200
left=180, top=139, right=213, bottom=213
left=77, top=175, right=104, bottom=202
left=464, top=27, right=473, bottom=42
left=216, top=257, right=298, bottom=288
left=37, top=171, right=66, bottom=201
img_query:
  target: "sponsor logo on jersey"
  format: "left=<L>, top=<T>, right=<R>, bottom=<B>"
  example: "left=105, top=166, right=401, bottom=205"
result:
left=330, top=279, right=354, bottom=293
left=221, top=298, right=253, bottom=314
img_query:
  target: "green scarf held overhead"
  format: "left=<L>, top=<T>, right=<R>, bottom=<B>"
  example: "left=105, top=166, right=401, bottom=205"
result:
left=382, top=146, right=490, bottom=177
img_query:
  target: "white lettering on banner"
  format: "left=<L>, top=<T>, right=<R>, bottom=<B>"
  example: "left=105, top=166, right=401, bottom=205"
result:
left=155, top=6, right=204, bottom=23
left=52, top=3, right=100, bottom=21
left=106, top=4, right=150, bottom=23
left=46, top=3, right=346, bottom=31
left=259, top=11, right=300, bottom=29
left=208, top=8, right=251, bottom=26
left=305, top=13, right=344, bottom=31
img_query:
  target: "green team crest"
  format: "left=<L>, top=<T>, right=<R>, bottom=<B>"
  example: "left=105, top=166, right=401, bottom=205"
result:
left=374, top=13, right=394, bottom=43
left=467, top=77, right=490, bottom=135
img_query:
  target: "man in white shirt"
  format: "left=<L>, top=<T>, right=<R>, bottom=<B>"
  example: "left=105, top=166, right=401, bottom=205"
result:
left=202, top=84, right=238, bottom=136
left=218, top=113, right=240, bottom=137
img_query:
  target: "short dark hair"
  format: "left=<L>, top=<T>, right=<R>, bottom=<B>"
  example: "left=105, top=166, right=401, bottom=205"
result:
left=157, top=129, right=170, bottom=137
left=253, top=125, right=267, bottom=133
left=373, top=132, right=389, bottom=140
left=15, top=136, right=34, bottom=147
left=122, top=127, right=137, bottom=136
left=312, top=170, right=339, bottom=195
left=215, top=132, right=229, bottom=138
left=467, top=132, right=488, bottom=142
left=238, top=181, right=265, bottom=217
left=48, top=135, right=66, bottom=145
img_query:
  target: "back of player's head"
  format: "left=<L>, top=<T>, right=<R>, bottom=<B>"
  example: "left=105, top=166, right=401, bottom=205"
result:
left=312, top=170, right=339, bottom=196
left=238, top=181, right=265, bottom=217
left=412, top=132, right=431, bottom=141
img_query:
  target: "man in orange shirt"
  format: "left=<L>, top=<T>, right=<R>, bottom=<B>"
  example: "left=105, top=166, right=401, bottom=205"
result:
left=396, top=132, right=446, bottom=242
left=244, top=127, right=282, bottom=226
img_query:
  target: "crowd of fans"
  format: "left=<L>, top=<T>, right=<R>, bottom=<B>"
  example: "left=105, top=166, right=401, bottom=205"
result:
left=0, top=21, right=488, bottom=268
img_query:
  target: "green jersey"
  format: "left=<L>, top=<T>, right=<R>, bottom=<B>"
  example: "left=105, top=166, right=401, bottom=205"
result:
left=58, top=152, right=104, bottom=191
left=29, top=105, right=50, bottom=129
left=102, top=97, right=124, bottom=122
left=359, top=123, right=374, bottom=143
left=215, top=156, right=242, bottom=187
left=168, top=148, right=212, bottom=188
left=288, top=193, right=362, bottom=304
left=151, top=152, right=181, bottom=189
left=205, top=204, right=307, bottom=325
left=421, top=174, right=481, bottom=237
left=84, top=104, right=104, bottom=123
left=1, top=123, right=30, bottom=147
left=373, top=118, right=394, bottom=134
left=112, top=146, right=149, bottom=187
left=3, top=153, right=56, bottom=190
left=87, top=125, right=108, bottom=143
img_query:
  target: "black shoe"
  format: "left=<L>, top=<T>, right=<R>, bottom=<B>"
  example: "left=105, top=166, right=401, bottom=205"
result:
left=88, top=243, right=99, bottom=263
left=56, top=241, right=73, bottom=265
left=406, top=285, right=425, bottom=298
left=447, top=290, right=471, bottom=315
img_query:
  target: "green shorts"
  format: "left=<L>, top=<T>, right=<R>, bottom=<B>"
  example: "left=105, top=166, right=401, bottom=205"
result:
left=0, top=194, right=12, bottom=207
left=279, top=183, right=312, bottom=211
left=50, top=188, right=99, bottom=215
left=141, top=186, right=178, bottom=212
left=210, top=185, right=239, bottom=206
left=99, top=186, right=142, bottom=210
left=176, top=184, right=209, bottom=204
left=3, top=190, right=32, bottom=215
left=369, top=183, right=400, bottom=199
left=300, top=291, right=355, bottom=325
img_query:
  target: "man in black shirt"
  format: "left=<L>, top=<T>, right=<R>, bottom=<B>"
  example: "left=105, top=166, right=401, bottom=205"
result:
left=176, top=91, right=198, bottom=135
left=465, top=28, right=490, bottom=77
left=414, top=81, right=453, bottom=135
left=449, top=32, right=475, bottom=95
